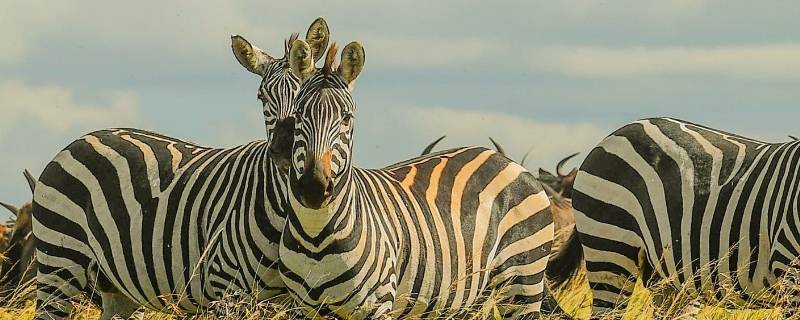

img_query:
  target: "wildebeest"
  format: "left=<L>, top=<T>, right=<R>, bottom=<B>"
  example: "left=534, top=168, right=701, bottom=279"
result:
left=0, top=170, right=37, bottom=302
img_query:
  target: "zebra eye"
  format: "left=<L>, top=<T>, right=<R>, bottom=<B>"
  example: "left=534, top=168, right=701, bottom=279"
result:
left=257, top=89, right=267, bottom=102
left=340, top=114, right=353, bottom=131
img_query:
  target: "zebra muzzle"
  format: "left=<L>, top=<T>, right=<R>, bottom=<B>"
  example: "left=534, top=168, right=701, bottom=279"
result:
left=297, top=153, right=333, bottom=209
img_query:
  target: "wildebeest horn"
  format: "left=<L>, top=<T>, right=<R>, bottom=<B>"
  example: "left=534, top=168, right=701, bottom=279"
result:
left=23, top=169, right=36, bottom=194
left=556, top=153, right=580, bottom=178
left=519, top=147, right=533, bottom=167
left=0, top=201, right=18, bottom=216
left=421, top=136, right=446, bottom=156
left=539, top=180, right=566, bottom=207
left=489, top=137, right=507, bottom=156
left=791, top=135, right=799, bottom=141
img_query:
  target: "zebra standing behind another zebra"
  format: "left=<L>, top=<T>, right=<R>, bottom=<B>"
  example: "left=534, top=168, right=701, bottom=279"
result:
left=553, top=118, right=800, bottom=319
left=278, top=40, right=556, bottom=319
left=30, top=18, right=330, bottom=320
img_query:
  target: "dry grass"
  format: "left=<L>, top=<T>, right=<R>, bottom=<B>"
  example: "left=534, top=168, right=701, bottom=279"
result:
left=0, top=269, right=793, bottom=319
left=547, top=269, right=787, bottom=320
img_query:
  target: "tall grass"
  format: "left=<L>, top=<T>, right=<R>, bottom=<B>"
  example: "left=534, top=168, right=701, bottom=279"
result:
left=0, top=267, right=794, bottom=319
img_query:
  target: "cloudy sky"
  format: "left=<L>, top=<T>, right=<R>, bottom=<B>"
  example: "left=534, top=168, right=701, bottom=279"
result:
left=1, top=1, right=799, bottom=220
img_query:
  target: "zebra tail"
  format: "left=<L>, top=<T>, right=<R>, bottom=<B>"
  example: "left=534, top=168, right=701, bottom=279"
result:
left=545, top=227, right=583, bottom=288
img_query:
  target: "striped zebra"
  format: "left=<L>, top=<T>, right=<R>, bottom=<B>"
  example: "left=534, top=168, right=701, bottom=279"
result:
left=31, top=18, right=330, bottom=320
left=278, top=40, right=556, bottom=319
left=554, top=118, right=800, bottom=319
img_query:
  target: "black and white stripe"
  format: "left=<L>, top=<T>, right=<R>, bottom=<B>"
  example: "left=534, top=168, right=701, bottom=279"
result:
left=279, top=41, right=556, bottom=319
left=556, top=117, right=800, bottom=318
left=31, top=19, right=331, bottom=319
left=32, top=129, right=288, bottom=319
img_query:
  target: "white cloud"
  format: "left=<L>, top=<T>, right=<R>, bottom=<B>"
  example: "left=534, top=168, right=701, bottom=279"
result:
left=554, top=1, right=707, bottom=21
left=363, top=35, right=494, bottom=67
left=398, top=106, right=606, bottom=171
left=0, top=2, right=71, bottom=64
left=529, top=45, right=800, bottom=79
left=0, top=81, right=141, bottom=142
left=0, top=1, right=287, bottom=68
left=0, top=81, right=143, bottom=218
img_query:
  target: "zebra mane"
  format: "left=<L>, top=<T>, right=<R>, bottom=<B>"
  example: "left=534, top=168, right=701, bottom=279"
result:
left=284, top=32, right=300, bottom=57
left=323, top=43, right=338, bottom=74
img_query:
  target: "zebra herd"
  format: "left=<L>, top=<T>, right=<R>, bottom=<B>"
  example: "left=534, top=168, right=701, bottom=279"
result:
left=0, top=16, right=798, bottom=320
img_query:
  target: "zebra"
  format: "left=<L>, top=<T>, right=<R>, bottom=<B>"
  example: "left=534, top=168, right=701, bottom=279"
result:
left=30, top=18, right=330, bottom=320
left=480, top=138, right=584, bottom=290
left=277, top=40, right=556, bottom=319
left=553, top=117, right=800, bottom=319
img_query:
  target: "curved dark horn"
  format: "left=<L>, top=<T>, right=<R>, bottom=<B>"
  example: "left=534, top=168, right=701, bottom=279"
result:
left=539, top=180, right=566, bottom=206
left=791, top=135, right=799, bottom=141
left=421, top=136, right=446, bottom=156
left=556, top=153, right=580, bottom=178
left=23, top=169, right=36, bottom=194
left=0, top=201, right=18, bottom=216
left=519, top=148, right=533, bottom=167
left=489, top=137, right=507, bottom=156
left=539, top=180, right=557, bottom=196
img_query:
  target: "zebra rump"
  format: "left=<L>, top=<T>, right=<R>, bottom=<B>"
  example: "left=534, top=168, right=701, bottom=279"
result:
left=554, top=117, right=800, bottom=318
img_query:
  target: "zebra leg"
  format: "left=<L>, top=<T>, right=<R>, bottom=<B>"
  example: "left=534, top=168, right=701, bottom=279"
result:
left=540, top=285, right=568, bottom=317
left=89, top=265, right=143, bottom=320
left=34, top=251, right=90, bottom=320
left=583, top=248, right=640, bottom=320
left=650, top=285, right=701, bottom=320
left=98, top=290, right=143, bottom=320
left=493, top=275, right=549, bottom=319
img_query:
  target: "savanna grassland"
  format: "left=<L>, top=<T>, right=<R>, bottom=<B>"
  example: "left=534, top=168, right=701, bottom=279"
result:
left=0, top=269, right=790, bottom=320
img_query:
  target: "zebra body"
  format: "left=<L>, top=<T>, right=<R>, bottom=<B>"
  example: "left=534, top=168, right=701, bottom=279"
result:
left=33, top=129, right=288, bottom=316
left=568, top=117, right=800, bottom=317
left=280, top=148, right=554, bottom=318
left=32, top=18, right=331, bottom=320
left=280, top=41, right=555, bottom=319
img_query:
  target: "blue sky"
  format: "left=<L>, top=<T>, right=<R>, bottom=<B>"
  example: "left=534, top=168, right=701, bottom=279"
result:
left=1, top=1, right=799, bottom=220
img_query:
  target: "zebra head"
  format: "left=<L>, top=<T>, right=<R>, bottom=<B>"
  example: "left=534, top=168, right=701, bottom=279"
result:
left=288, top=41, right=365, bottom=210
left=231, top=17, right=330, bottom=169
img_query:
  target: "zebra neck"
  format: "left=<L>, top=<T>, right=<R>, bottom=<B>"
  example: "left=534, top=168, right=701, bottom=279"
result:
left=204, top=143, right=289, bottom=285
left=207, top=143, right=289, bottom=245
left=264, top=157, right=290, bottom=218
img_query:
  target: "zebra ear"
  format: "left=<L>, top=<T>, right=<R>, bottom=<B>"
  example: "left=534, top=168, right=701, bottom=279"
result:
left=306, top=17, right=330, bottom=63
left=289, top=39, right=315, bottom=81
left=231, top=35, right=273, bottom=76
left=338, top=41, right=365, bottom=88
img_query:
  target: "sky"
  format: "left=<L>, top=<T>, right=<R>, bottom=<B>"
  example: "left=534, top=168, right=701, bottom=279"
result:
left=1, top=1, right=800, bottom=220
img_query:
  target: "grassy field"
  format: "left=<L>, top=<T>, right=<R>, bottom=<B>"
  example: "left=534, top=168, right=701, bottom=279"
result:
left=0, top=272, right=789, bottom=320
left=549, top=274, right=786, bottom=320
